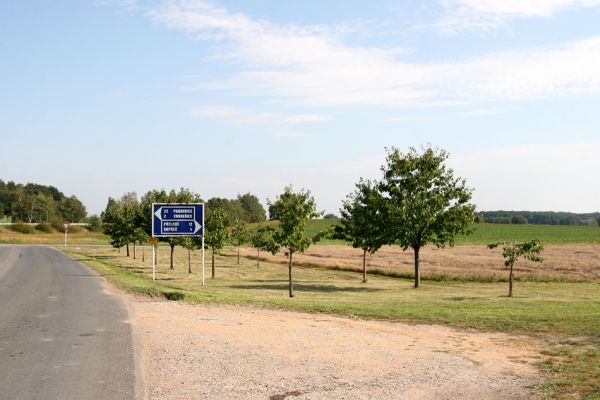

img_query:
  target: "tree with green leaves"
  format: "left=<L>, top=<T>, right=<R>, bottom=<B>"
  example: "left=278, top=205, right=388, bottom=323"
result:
left=488, top=240, right=544, bottom=297
left=270, top=186, right=323, bottom=297
left=181, top=237, right=197, bottom=274
left=230, top=221, right=249, bottom=264
left=334, top=179, right=386, bottom=282
left=250, top=226, right=280, bottom=268
left=379, top=146, right=475, bottom=288
left=237, top=192, right=267, bottom=222
left=203, top=207, right=231, bottom=278
left=102, top=193, right=138, bottom=256
left=132, top=227, right=148, bottom=261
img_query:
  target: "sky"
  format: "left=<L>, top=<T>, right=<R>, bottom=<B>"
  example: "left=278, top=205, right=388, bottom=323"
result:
left=1, top=0, right=599, bottom=215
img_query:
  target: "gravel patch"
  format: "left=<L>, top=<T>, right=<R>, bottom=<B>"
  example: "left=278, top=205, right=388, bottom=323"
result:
left=129, top=300, right=542, bottom=400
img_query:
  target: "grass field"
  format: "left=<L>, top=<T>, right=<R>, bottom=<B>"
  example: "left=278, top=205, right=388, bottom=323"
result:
left=0, top=227, right=109, bottom=244
left=457, top=223, right=600, bottom=245
left=2, top=221, right=599, bottom=246
left=256, top=220, right=600, bottom=245
left=65, top=245, right=600, bottom=399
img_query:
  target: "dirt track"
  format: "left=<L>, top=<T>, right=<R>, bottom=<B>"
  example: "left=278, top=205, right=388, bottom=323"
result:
left=130, top=299, right=542, bottom=400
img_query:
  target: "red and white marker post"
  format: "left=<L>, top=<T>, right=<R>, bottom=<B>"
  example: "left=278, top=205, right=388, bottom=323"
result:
left=63, top=222, right=70, bottom=247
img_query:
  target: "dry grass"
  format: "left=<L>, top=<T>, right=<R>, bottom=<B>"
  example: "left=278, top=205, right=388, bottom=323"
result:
left=236, top=244, right=600, bottom=282
left=0, top=227, right=108, bottom=244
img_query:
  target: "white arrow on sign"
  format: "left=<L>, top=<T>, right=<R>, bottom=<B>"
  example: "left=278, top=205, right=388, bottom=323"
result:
left=154, top=207, right=163, bottom=221
left=194, top=221, right=202, bottom=234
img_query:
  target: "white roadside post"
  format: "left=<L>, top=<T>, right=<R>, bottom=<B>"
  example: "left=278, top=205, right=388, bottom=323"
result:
left=152, top=244, right=156, bottom=281
left=202, top=236, right=205, bottom=286
left=63, top=222, right=70, bottom=247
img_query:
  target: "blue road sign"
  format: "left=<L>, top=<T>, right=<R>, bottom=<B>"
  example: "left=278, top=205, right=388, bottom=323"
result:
left=152, top=203, right=204, bottom=237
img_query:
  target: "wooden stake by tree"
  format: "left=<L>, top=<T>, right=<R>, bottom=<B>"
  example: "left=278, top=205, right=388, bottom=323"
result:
left=181, top=237, right=196, bottom=273
left=230, top=222, right=249, bottom=264
left=203, top=207, right=231, bottom=279
left=250, top=226, right=280, bottom=268
left=488, top=240, right=544, bottom=297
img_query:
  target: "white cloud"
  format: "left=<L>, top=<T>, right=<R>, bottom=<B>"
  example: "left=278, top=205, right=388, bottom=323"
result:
left=438, top=0, right=600, bottom=34
left=150, top=1, right=600, bottom=108
left=189, top=105, right=329, bottom=126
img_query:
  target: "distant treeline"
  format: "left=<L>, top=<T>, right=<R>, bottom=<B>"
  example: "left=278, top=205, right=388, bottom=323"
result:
left=478, top=211, right=600, bottom=226
left=0, top=180, right=87, bottom=223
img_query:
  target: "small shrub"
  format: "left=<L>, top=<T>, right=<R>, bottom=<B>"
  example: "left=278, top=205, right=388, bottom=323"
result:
left=9, top=223, right=35, bottom=234
left=86, top=215, right=103, bottom=232
left=35, top=223, right=55, bottom=233
left=162, top=291, right=185, bottom=301
left=68, top=225, right=85, bottom=234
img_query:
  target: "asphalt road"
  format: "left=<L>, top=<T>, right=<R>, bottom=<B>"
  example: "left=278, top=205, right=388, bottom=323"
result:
left=0, top=245, right=137, bottom=400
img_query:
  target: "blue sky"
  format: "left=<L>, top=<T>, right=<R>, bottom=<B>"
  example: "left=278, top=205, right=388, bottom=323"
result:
left=1, top=0, right=599, bottom=215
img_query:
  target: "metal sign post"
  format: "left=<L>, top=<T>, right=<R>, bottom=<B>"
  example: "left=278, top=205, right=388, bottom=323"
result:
left=148, top=237, right=159, bottom=281
left=151, top=203, right=204, bottom=286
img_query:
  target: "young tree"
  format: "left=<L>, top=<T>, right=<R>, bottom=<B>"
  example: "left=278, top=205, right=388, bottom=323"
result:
left=102, top=194, right=138, bottom=256
left=334, top=179, right=386, bottom=282
left=488, top=240, right=544, bottom=297
left=379, top=146, right=475, bottom=288
left=230, top=222, right=249, bottom=264
left=203, top=207, right=231, bottom=278
left=250, top=226, right=280, bottom=268
left=181, top=237, right=196, bottom=274
left=132, top=227, right=148, bottom=261
left=270, top=186, right=323, bottom=297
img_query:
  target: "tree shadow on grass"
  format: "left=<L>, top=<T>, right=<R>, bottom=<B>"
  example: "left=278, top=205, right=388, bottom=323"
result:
left=230, top=283, right=383, bottom=293
left=444, top=296, right=487, bottom=301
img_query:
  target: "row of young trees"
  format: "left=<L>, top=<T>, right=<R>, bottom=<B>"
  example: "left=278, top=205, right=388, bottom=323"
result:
left=101, top=146, right=478, bottom=297
left=101, top=146, right=544, bottom=298
left=0, top=180, right=86, bottom=223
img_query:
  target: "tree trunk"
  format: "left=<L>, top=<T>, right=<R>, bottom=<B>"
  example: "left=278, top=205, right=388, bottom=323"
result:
left=508, top=265, right=514, bottom=297
left=170, top=243, right=174, bottom=270
left=237, top=246, right=240, bottom=264
left=155, top=246, right=158, bottom=266
left=362, top=249, right=367, bottom=283
left=142, top=245, right=145, bottom=262
left=133, top=242, right=136, bottom=259
left=256, top=248, right=260, bottom=268
left=188, top=248, right=192, bottom=274
left=288, top=251, right=294, bottom=298
left=126, top=243, right=130, bottom=257
left=211, top=249, right=215, bottom=278
left=414, top=246, right=420, bottom=288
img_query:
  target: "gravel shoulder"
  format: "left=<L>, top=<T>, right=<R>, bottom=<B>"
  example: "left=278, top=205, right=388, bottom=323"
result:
left=128, top=297, right=542, bottom=400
